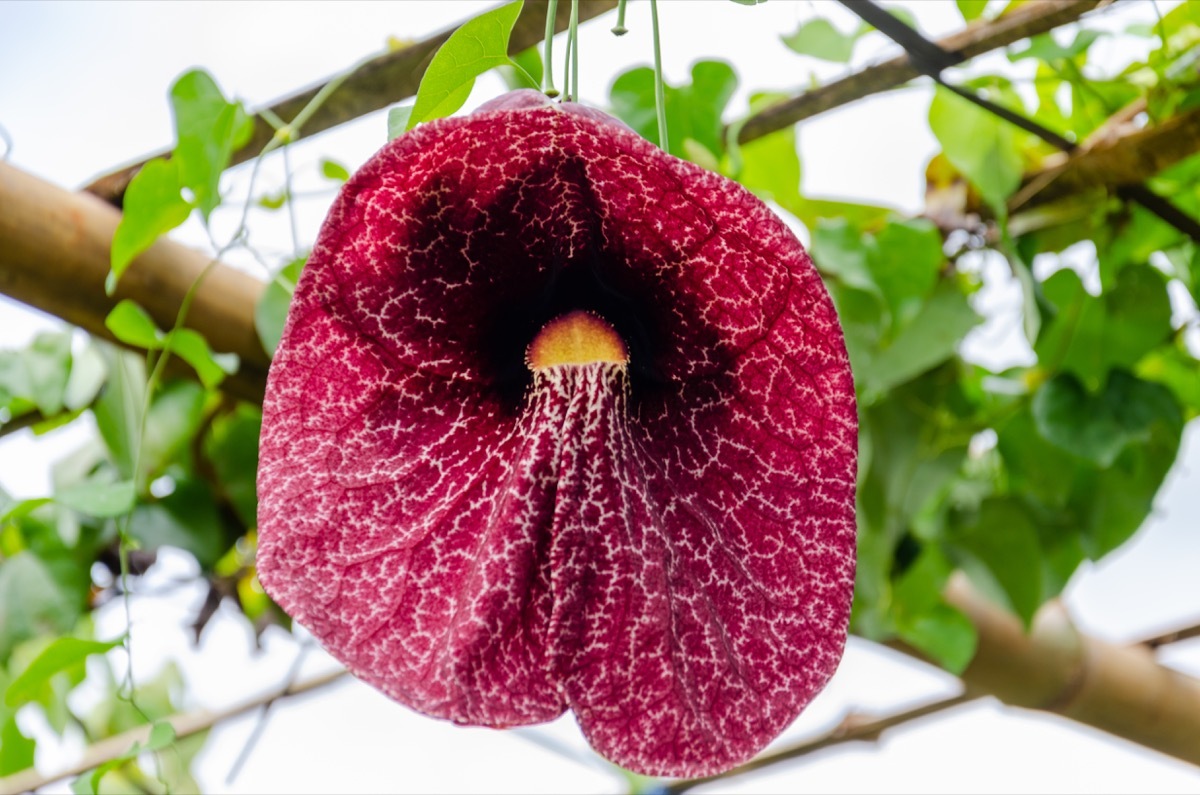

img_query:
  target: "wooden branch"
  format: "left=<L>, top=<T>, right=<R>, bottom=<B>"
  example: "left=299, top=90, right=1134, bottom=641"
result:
left=0, top=668, right=349, bottom=794
left=82, top=0, right=618, bottom=206
left=0, top=161, right=269, bottom=403
left=663, top=693, right=979, bottom=794
left=737, top=0, right=1105, bottom=144
left=1141, top=621, right=1200, bottom=650
left=0, top=409, right=46, bottom=441
left=1010, top=105, right=1200, bottom=210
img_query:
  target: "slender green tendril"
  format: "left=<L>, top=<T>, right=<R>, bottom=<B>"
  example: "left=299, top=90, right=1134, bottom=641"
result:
left=613, top=0, right=628, bottom=35
left=569, top=0, right=580, bottom=101
left=562, top=20, right=574, bottom=100
left=107, top=47, right=376, bottom=791
left=650, top=0, right=668, bottom=151
left=544, top=0, right=560, bottom=97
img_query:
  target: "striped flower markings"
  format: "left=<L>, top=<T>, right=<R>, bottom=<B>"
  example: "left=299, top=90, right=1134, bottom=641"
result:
left=256, top=90, right=857, bottom=777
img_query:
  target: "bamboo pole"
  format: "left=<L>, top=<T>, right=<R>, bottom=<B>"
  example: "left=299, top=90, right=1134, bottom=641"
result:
left=944, top=573, right=1200, bottom=765
left=0, top=161, right=268, bottom=402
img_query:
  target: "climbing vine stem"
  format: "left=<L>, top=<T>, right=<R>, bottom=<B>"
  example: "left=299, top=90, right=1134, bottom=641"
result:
left=650, top=0, right=668, bottom=151
left=613, top=0, right=629, bottom=35
left=569, top=0, right=581, bottom=101
left=543, top=0, right=560, bottom=97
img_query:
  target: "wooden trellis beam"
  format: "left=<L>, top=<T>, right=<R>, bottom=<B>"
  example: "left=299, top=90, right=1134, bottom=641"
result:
left=82, top=0, right=619, bottom=206
left=0, top=161, right=269, bottom=403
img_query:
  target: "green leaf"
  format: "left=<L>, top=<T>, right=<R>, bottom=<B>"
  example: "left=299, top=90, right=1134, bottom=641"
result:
left=1137, top=344, right=1200, bottom=417
left=5, top=637, right=123, bottom=708
left=255, top=258, right=305, bottom=356
left=203, top=404, right=262, bottom=529
left=1032, top=370, right=1179, bottom=467
left=610, top=61, right=738, bottom=163
left=82, top=721, right=177, bottom=795
left=146, top=721, right=176, bottom=750
left=62, top=343, right=108, bottom=412
left=896, top=606, right=978, bottom=674
left=56, top=480, right=136, bottom=519
left=22, top=333, right=73, bottom=416
left=811, top=219, right=877, bottom=293
left=320, top=158, right=351, bottom=183
left=407, top=1, right=524, bottom=129
left=956, top=0, right=990, bottom=21
left=170, top=69, right=254, bottom=221
left=1069, top=378, right=1183, bottom=559
left=109, top=158, right=192, bottom=294
left=257, top=190, right=288, bottom=210
left=165, top=329, right=236, bottom=389
left=505, top=44, right=543, bottom=91
left=997, top=408, right=1079, bottom=508
left=1008, top=29, right=1103, bottom=64
left=891, top=546, right=978, bottom=673
left=929, top=85, right=1023, bottom=215
left=0, top=552, right=81, bottom=661
left=951, top=498, right=1043, bottom=626
left=387, top=104, right=414, bottom=140
left=862, top=281, right=981, bottom=394
left=868, top=218, right=945, bottom=329
left=0, top=496, right=52, bottom=525
left=104, top=300, right=162, bottom=350
left=141, top=380, right=208, bottom=480
left=0, top=712, right=36, bottom=775
left=781, top=17, right=865, bottom=63
left=130, top=478, right=229, bottom=569
left=91, top=347, right=147, bottom=480
left=728, top=91, right=806, bottom=202
left=1035, top=266, right=1172, bottom=388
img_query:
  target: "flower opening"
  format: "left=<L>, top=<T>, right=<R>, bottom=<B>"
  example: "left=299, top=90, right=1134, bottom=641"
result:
left=256, top=90, right=858, bottom=778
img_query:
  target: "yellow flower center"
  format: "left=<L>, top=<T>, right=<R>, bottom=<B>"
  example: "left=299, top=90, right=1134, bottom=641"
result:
left=526, top=310, right=628, bottom=371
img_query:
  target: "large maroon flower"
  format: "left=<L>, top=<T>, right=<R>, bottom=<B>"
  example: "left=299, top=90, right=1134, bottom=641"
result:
left=256, top=90, right=857, bottom=777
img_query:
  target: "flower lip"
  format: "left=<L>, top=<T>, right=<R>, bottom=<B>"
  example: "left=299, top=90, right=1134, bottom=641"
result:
left=526, top=310, right=629, bottom=371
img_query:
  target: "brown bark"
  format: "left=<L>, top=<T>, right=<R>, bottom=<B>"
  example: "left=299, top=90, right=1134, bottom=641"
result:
left=1011, top=105, right=1200, bottom=210
left=0, top=161, right=268, bottom=403
left=82, top=0, right=618, bottom=206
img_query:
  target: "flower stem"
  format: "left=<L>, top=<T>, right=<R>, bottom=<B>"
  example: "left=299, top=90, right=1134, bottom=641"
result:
left=543, top=0, right=560, bottom=97
left=613, top=0, right=628, bottom=35
left=569, top=0, right=580, bottom=101
left=562, top=14, right=573, bottom=100
left=650, top=0, right=668, bottom=151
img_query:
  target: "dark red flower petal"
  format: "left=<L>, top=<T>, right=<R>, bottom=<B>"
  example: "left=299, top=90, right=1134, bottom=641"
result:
left=257, top=90, right=857, bottom=777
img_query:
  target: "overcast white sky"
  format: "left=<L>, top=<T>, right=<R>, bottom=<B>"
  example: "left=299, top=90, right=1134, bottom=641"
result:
left=2, top=1, right=1199, bottom=792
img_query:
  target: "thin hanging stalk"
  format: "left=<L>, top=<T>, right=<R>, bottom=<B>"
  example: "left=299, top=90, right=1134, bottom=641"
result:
left=543, top=0, right=560, bottom=96
left=613, top=0, right=629, bottom=35
left=650, top=0, right=668, bottom=151
left=569, top=0, right=581, bottom=100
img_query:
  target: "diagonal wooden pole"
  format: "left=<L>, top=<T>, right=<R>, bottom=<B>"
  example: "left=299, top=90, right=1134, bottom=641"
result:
left=82, top=0, right=618, bottom=207
left=0, top=161, right=269, bottom=403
